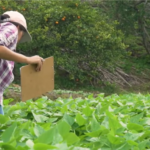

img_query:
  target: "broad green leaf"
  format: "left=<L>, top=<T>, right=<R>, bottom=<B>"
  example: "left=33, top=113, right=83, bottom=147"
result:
left=99, top=147, right=111, bottom=150
left=90, top=115, right=100, bottom=131
left=130, top=113, right=143, bottom=124
left=63, top=114, right=74, bottom=126
left=34, top=143, right=57, bottom=150
left=0, top=143, right=17, bottom=150
left=32, top=112, right=49, bottom=123
left=61, top=105, right=68, bottom=113
left=53, top=143, right=68, bottom=150
left=127, top=123, right=144, bottom=131
left=138, top=140, right=148, bottom=150
left=47, top=118, right=58, bottom=123
left=106, top=111, right=122, bottom=134
left=34, top=124, right=45, bottom=137
left=124, top=132, right=144, bottom=141
left=72, top=147, right=90, bottom=150
left=86, top=129, right=102, bottom=137
left=116, top=143, right=130, bottom=150
left=107, top=132, right=125, bottom=145
left=82, top=105, right=93, bottom=116
left=3, top=98, right=14, bottom=105
left=35, top=126, right=62, bottom=144
left=26, top=139, right=34, bottom=149
left=140, top=117, right=150, bottom=125
left=16, top=146, right=27, bottom=150
left=41, top=122, right=51, bottom=131
left=127, top=140, right=138, bottom=146
left=57, top=120, right=71, bottom=138
left=88, top=94, right=94, bottom=99
left=101, top=116, right=109, bottom=129
left=95, top=103, right=101, bottom=115
left=64, top=133, right=80, bottom=145
left=0, top=114, right=9, bottom=124
left=1, top=123, right=17, bottom=142
left=75, top=113, right=86, bottom=126
left=20, top=128, right=35, bottom=140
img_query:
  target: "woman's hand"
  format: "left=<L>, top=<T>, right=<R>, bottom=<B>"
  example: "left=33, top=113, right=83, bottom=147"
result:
left=27, top=55, right=44, bottom=71
left=0, top=46, right=44, bottom=71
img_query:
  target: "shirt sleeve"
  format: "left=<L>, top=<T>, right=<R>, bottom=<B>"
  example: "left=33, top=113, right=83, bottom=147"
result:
left=0, top=22, right=18, bottom=47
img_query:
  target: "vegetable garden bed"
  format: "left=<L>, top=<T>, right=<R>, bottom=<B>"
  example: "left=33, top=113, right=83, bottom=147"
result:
left=0, top=93, right=150, bottom=149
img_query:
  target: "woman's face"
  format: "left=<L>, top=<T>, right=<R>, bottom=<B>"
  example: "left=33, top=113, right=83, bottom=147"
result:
left=17, top=26, right=24, bottom=43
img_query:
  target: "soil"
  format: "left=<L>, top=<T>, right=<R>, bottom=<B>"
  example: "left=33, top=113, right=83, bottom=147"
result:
left=3, top=75, right=150, bottom=105
left=3, top=65, right=150, bottom=104
left=3, top=84, right=100, bottom=104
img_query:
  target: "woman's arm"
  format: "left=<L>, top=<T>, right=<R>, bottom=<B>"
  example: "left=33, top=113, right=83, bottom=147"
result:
left=0, top=46, right=44, bottom=71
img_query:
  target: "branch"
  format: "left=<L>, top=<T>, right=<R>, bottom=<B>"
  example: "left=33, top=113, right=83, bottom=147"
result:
left=134, top=0, right=145, bottom=7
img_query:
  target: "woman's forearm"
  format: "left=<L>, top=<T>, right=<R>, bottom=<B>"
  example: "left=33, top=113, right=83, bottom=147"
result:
left=0, top=46, right=29, bottom=63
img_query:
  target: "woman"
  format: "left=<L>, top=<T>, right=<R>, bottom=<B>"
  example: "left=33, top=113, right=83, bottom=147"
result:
left=0, top=11, right=44, bottom=115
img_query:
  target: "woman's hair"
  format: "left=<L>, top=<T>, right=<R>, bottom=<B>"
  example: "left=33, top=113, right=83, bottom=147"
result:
left=0, top=14, right=26, bottom=32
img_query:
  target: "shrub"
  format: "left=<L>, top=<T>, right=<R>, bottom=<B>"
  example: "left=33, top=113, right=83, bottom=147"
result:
left=0, top=0, right=126, bottom=87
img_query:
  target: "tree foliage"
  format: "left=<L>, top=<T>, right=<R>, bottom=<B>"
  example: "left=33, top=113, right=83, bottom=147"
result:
left=100, top=0, right=150, bottom=55
left=0, top=0, right=126, bottom=87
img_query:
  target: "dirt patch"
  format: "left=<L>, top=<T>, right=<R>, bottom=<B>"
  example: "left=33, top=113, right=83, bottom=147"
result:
left=3, top=70, right=150, bottom=105
left=3, top=84, right=99, bottom=104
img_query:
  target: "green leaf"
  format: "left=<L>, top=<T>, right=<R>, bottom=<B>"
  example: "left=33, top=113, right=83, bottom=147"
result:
left=116, top=143, right=130, bottom=150
left=3, top=98, right=14, bottom=105
left=83, top=105, right=93, bottom=116
left=0, top=143, right=17, bottom=150
left=124, top=132, right=144, bottom=141
left=140, top=117, right=150, bottom=125
left=130, top=113, right=143, bottom=124
left=106, top=111, right=122, bottom=134
left=90, top=115, right=100, bottom=131
left=63, top=133, right=80, bottom=145
left=41, top=122, right=52, bottom=131
left=47, top=118, right=58, bottom=123
left=75, top=113, right=86, bottom=126
left=127, top=123, right=144, bottom=131
left=34, top=143, right=57, bottom=150
left=63, top=114, right=74, bottom=126
left=0, top=114, right=9, bottom=124
left=54, top=143, right=68, bottom=150
left=127, top=140, right=138, bottom=146
left=57, top=120, right=71, bottom=138
left=61, top=105, right=68, bottom=113
left=107, top=132, right=125, bottom=145
left=34, top=124, right=45, bottom=137
left=32, top=112, right=49, bottom=123
left=101, top=116, right=109, bottom=129
left=138, top=140, right=148, bottom=150
left=16, top=146, right=27, bottom=150
left=86, top=129, right=102, bottom=137
left=26, top=139, right=34, bottom=149
left=1, top=123, right=17, bottom=142
left=35, top=126, right=62, bottom=144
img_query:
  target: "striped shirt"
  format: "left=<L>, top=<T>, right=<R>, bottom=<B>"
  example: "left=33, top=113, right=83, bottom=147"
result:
left=0, top=22, right=18, bottom=105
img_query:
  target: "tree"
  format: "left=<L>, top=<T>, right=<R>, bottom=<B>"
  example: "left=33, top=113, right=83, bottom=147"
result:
left=99, top=0, right=150, bottom=54
left=0, top=0, right=128, bottom=87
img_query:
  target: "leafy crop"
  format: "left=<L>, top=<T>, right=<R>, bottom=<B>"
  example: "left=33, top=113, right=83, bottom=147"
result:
left=0, top=93, right=150, bottom=149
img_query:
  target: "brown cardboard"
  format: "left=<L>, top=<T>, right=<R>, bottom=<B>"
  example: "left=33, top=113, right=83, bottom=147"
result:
left=20, top=56, right=54, bottom=102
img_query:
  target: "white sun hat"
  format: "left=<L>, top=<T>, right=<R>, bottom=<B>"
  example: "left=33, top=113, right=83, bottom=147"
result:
left=3, top=11, right=32, bottom=43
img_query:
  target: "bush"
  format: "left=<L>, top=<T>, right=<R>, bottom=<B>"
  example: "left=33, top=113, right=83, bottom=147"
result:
left=0, top=0, right=126, bottom=88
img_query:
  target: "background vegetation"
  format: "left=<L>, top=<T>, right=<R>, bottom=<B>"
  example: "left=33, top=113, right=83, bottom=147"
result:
left=1, top=0, right=150, bottom=94
left=1, top=1, right=150, bottom=149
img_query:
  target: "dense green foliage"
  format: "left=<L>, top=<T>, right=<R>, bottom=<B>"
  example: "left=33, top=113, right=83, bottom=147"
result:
left=0, top=0, right=126, bottom=86
left=1, top=0, right=150, bottom=89
left=102, top=0, right=150, bottom=55
left=1, top=93, right=150, bottom=149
